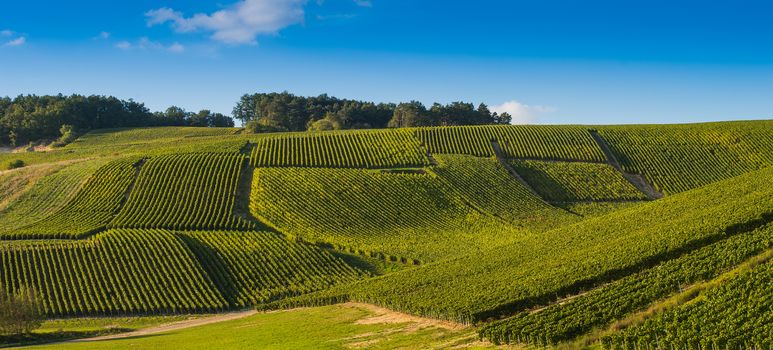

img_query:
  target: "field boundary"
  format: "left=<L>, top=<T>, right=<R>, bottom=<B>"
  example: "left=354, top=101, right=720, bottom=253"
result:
left=490, top=139, right=541, bottom=197
left=589, top=130, right=663, bottom=199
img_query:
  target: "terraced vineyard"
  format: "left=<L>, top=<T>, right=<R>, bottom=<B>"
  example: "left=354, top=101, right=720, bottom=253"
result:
left=0, top=229, right=227, bottom=315
left=110, top=154, right=253, bottom=230
left=433, top=154, right=576, bottom=229
left=274, top=165, right=773, bottom=324
left=416, top=125, right=606, bottom=162
left=596, top=120, right=773, bottom=194
left=602, top=261, right=772, bottom=349
left=509, top=159, right=647, bottom=202
left=250, top=166, right=523, bottom=262
left=250, top=129, right=430, bottom=168
left=180, top=231, right=368, bottom=308
left=0, top=121, right=771, bottom=348
left=5, top=157, right=141, bottom=239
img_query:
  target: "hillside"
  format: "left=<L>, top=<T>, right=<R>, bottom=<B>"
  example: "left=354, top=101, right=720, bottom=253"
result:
left=1, top=120, right=771, bottom=349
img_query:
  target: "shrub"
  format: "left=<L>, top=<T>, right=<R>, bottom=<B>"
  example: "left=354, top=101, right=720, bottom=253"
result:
left=6, top=159, right=24, bottom=170
left=0, top=287, right=43, bottom=336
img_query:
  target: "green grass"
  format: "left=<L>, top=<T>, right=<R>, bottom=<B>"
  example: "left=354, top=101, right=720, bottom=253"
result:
left=0, top=315, right=201, bottom=348
left=20, top=304, right=495, bottom=350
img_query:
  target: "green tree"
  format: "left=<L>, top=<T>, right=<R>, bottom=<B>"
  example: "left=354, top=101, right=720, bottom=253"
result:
left=388, top=101, right=428, bottom=128
left=0, top=287, right=43, bottom=336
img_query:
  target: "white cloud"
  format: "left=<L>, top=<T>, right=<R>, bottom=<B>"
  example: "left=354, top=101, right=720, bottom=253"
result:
left=98, top=31, right=111, bottom=39
left=115, top=37, right=183, bottom=53
left=168, top=42, right=185, bottom=53
left=353, top=0, right=372, bottom=7
left=1, top=29, right=13, bottom=36
left=115, top=41, right=132, bottom=50
left=145, top=0, right=307, bottom=45
left=3, top=36, right=26, bottom=47
left=490, top=100, right=557, bottom=124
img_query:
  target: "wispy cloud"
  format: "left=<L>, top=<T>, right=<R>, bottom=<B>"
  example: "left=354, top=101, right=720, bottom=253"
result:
left=316, top=13, right=357, bottom=21
left=1, top=29, right=26, bottom=47
left=490, top=100, right=557, bottom=124
left=115, top=37, right=184, bottom=53
left=145, top=0, right=307, bottom=45
left=353, top=0, right=372, bottom=7
left=97, top=31, right=111, bottom=39
left=168, top=42, right=185, bottom=53
left=3, top=36, right=26, bottom=47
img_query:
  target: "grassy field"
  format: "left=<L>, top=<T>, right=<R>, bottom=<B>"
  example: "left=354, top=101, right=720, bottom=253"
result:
left=20, top=304, right=495, bottom=350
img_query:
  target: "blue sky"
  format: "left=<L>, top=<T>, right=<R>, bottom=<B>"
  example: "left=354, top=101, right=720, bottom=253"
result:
left=1, top=0, right=772, bottom=124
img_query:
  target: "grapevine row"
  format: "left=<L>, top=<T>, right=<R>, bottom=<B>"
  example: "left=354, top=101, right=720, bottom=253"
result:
left=509, top=159, right=647, bottom=202
left=272, top=165, right=773, bottom=324
left=480, top=222, right=773, bottom=346
left=432, top=154, right=576, bottom=230
left=179, top=231, right=368, bottom=308
left=602, top=261, right=772, bottom=350
left=596, top=120, right=773, bottom=194
left=7, top=157, right=141, bottom=239
left=0, top=229, right=227, bottom=316
left=250, top=167, right=522, bottom=262
left=109, top=153, right=254, bottom=231
left=416, top=125, right=607, bottom=162
left=250, top=129, right=430, bottom=168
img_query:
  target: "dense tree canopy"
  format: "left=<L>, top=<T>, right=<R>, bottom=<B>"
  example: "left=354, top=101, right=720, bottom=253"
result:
left=234, top=92, right=511, bottom=132
left=0, top=95, right=234, bottom=146
left=1, top=92, right=512, bottom=146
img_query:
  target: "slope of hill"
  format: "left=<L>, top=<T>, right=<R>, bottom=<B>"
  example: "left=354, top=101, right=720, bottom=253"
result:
left=272, top=165, right=773, bottom=324
left=0, top=120, right=771, bottom=348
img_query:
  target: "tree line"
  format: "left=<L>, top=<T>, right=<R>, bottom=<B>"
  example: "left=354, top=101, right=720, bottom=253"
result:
left=1, top=92, right=513, bottom=146
left=234, top=92, right=512, bottom=132
left=0, top=94, right=233, bottom=147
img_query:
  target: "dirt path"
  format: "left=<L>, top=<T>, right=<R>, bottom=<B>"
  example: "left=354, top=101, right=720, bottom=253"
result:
left=490, top=139, right=541, bottom=197
left=347, top=302, right=469, bottom=331
left=66, top=310, right=258, bottom=343
left=588, top=130, right=663, bottom=199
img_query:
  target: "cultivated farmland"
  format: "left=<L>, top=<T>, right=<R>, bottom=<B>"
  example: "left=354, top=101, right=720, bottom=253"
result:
left=0, top=120, right=771, bottom=349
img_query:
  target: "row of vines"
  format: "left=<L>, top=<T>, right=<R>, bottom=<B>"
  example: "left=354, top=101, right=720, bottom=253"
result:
left=269, top=166, right=773, bottom=324
left=596, top=121, right=773, bottom=194
left=602, top=261, right=772, bottom=350
left=250, top=129, right=430, bottom=168
left=180, top=231, right=368, bottom=308
left=416, top=125, right=607, bottom=162
left=250, top=166, right=522, bottom=263
left=110, top=153, right=254, bottom=231
left=5, top=157, right=141, bottom=239
left=480, top=222, right=773, bottom=346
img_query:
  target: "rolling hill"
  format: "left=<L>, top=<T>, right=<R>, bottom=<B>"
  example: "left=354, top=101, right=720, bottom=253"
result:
left=1, top=120, right=771, bottom=349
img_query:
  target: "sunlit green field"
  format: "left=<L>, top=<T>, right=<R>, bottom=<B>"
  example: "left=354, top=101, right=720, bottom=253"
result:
left=22, top=304, right=495, bottom=350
